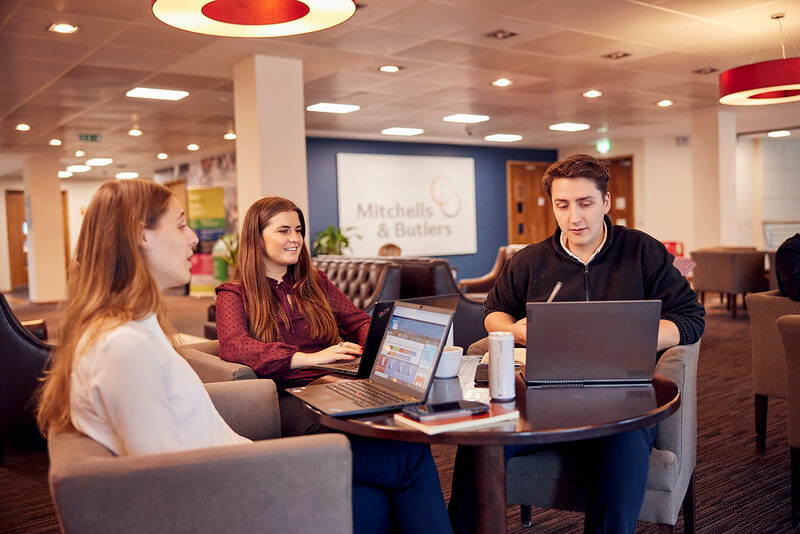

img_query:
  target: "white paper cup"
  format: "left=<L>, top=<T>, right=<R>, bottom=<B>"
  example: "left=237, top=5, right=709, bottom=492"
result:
left=435, top=345, right=463, bottom=379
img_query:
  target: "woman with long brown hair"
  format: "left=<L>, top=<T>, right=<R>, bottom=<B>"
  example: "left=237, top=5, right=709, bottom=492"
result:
left=36, top=179, right=246, bottom=455
left=216, top=197, right=453, bottom=534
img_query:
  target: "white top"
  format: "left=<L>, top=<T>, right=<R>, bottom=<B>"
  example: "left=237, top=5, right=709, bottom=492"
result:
left=559, top=223, right=608, bottom=266
left=70, top=314, right=250, bottom=456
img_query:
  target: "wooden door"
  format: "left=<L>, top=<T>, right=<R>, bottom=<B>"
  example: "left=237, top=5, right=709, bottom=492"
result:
left=602, top=156, right=635, bottom=228
left=507, top=161, right=556, bottom=245
left=5, top=190, right=27, bottom=288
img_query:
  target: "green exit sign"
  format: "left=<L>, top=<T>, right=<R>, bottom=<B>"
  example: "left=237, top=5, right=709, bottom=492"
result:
left=78, top=133, right=102, bottom=142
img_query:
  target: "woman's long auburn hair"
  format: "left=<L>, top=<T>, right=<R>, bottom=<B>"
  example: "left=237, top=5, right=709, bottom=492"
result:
left=36, top=179, right=176, bottom=435
left=234, top=197, right=338, bottom=345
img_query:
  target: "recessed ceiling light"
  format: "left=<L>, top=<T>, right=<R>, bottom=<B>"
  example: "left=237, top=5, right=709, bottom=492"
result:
left=491, top=77, right=513, bottom=88
left=66, top=164, right=91, bottom=173
left=223, top=130, right=237, bottom=140
left=485, top=29, right=517, bottom=40
left=49, top=138, right=62, bottom=146
left=443, top=114, right=490, bottom=124
left=128, top=128, right=142, bottom=136
left=126, top=87, right=189, bottom=101
left=656, top=99, right=674, bottom=107
left=47, top=23, right=78, bottom=34
left=381, top=127, right=424, bottom=136
left=692, top=66, right=719, bottom=75
left=378, top=65, right=402, bottom=73
left=306, top=103, right=360, bottom=113
left=157, top=152, right=169, bottom=160
left=767, top=130, right=791, bottom=137
left=58, top=171, right=73, bottom=179
left=187, top=144, right=199, bottom=151
left=582, top=89, right=603, bottom=98
left=602, top=51, right=631, bottom=60
left=484, top=134, right=522, bottom=143
left=86, top=157, right=113, bottom=166
left=548, top=122, right=591, bottom=132
left=15, top=123, right=30, bottom=131
left=74, top=149, right=85, bottom=157
left=116, top=172, right=139, bottom=180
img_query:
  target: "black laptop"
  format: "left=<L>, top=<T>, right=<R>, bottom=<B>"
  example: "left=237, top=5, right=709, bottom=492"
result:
left=288, top=301, right=454, bottom=417
left=525, top=300, right=661, bottom=386
left=310, top=294, right=459, bottom=377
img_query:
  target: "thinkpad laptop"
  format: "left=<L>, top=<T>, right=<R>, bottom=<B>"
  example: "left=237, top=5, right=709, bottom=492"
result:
left=310, top=294, right=459, bottom=377
left=525, top=300, right=661, bottom=386
left=288, top=301, right=454, bottom=417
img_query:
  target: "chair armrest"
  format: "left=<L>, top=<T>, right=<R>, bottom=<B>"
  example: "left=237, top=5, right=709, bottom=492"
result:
left=653, top=341, right=701, bottom=470
left=205, top=380, right=280, bottom=440
left=181, top=348, right=257, bottom=383
left=49, top=432, right=352, bottom=534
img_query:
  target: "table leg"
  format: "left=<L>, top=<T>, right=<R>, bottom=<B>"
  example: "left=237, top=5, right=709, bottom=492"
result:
left=473, top=444, right=507, bottom=534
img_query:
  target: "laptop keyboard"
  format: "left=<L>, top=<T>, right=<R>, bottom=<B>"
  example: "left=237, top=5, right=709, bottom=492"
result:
left=329, top=360, right=360, bottom=371
left=327, top=381, right=407, bottom=407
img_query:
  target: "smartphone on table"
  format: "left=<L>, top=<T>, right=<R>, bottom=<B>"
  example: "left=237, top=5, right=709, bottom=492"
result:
left=402, top=401, right=490, bottom=422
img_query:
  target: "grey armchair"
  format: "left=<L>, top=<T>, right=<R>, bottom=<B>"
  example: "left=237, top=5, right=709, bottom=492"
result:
left=48, top=379, right=353, bottom=534
left=180, top=340, right=257, bottom=382
left=506, top=341, right=701, bottom=534
left=778, top=315, right=800, bottom=527
left=745, top=290, right=800, bottom=454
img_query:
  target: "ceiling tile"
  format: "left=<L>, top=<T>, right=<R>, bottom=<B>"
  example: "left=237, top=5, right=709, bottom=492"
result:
left=394, top=39, right=487, bottom=64
left=319, top=27, right=428, bottom=56
left=107, top=23, right=219, bottom=53
left=83, top=45, right=184, bottom=72
left=369, top=2, right=487, bottom=38
left=1, top=6, right=128, bottom=45
left=458, top=49, right=541, bottom=73
left=622, top=51, right=723, bottom=77
left=24, top=0, right=149, bottom=23
left=651, top=81, right=719, bottom=100
left=142, top=73, right=228, bottom=91
left=442, top=14, right=558, bottom=48
left=0, top=34, right=93, bottom=62
left=514, top=30, right=624, bottom=56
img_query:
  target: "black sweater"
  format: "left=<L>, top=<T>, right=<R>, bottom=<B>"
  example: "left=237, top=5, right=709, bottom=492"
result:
left=777, top=233, right=800, bottom=301
left=485, top=216, right=705, bottom=345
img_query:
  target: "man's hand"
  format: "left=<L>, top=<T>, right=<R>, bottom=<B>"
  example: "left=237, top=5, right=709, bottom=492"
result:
left=485, top=311, right=527, bottom=345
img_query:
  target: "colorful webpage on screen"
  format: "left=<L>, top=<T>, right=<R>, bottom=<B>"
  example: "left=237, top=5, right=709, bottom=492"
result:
left=373, top=313, right=446, bottom=391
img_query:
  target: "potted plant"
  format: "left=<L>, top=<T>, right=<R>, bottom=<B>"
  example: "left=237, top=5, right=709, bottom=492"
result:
left=312, top=225, right=359, bottom=256
left=212, top=233, right=239, bottom=281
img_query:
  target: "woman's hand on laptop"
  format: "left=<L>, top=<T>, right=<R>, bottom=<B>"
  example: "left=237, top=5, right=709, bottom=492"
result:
left=291, top=342, right=363, bottom=368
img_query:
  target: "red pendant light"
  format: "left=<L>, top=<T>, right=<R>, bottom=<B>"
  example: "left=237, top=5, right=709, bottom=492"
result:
left=719, top=58, right=800, bottom=106
left=151, top=0, right=357, bottom=38
left=719, top=13, right=800, bottom=106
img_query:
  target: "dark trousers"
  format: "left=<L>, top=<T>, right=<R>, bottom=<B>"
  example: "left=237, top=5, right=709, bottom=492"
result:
left=279, top=392, right=454, bottom=534
left=448, top=425, right=658, bottom=534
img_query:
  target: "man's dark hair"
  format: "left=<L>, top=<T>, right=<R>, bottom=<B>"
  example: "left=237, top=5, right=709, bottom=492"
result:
left=542, top=153, right=610, bottom=198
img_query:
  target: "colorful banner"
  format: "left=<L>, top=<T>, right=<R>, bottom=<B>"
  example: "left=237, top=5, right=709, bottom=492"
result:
left=188, top=186, right=225, bottom=296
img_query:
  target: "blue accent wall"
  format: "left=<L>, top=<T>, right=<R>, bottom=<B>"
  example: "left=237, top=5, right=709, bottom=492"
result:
left=306, top=137, right=556, bottom=279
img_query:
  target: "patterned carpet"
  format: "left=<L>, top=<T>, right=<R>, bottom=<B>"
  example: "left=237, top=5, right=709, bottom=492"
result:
left=0, top=298, right=794, bottom=533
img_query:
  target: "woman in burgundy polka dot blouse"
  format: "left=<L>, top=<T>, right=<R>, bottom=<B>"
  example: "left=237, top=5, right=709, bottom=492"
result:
left=215, top=197, right=454, bottom=534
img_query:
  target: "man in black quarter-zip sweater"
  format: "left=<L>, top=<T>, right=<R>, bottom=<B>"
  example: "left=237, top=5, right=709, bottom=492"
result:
left=448, top=154, right=705, bottom=534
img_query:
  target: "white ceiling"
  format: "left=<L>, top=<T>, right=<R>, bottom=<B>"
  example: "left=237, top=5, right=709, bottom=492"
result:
left=1, top=0, right=799, bottom=179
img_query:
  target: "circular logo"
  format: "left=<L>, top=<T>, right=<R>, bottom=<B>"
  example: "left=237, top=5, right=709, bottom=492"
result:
left=430, top=175, right=462, bottom=218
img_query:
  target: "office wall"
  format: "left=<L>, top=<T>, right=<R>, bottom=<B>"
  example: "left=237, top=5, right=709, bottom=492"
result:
left=305, top=137, right=556, bottom=279
left=737, top=138, right=800, bottom=249
left=558, top=136, right=694, bottom=253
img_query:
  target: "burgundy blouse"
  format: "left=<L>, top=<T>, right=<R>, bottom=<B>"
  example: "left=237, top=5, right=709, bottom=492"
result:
left=215, top=270, right=370, bottom=387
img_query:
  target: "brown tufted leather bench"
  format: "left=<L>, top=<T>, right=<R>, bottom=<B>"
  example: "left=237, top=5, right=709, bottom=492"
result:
left=312, top=257, right=401, bottom=315
left=458, top=244, right=528, bottom=297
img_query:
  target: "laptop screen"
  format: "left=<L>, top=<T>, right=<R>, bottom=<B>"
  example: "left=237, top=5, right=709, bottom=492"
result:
left=370, top=302, right=453, bottom=398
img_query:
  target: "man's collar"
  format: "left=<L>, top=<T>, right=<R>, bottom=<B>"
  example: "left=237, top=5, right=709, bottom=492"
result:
left=558, top=217, right=609, bottom=266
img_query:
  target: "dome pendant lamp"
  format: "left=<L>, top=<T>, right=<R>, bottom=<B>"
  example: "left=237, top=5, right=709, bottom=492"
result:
left=151, top=0, right=357, bottom=38
left=719, top=13, right=800, bottom=106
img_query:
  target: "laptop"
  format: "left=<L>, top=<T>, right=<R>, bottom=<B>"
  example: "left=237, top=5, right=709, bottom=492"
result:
left=288, top=301, right=454, bottom=417
left=310, top=294, right=459, bottom=377
left=525, top=300, right=661, bottom=386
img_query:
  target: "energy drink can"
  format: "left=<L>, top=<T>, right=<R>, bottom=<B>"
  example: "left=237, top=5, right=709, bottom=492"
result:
left=488, top=331, right=516, bottom=401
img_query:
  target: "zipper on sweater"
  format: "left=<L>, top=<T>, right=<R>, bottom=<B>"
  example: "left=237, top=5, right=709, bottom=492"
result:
left=584, top=265, right=590, bottom=301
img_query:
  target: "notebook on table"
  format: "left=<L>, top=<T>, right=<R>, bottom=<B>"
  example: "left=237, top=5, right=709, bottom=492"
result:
left=310, top=294, right=459, bottom=378
left=525, top=300, right=661, bottom=386
left=288, top=301, right=454, bottom=417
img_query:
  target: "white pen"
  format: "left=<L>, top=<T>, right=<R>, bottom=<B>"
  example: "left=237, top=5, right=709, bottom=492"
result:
left=546, top=281, right=563, bottom=303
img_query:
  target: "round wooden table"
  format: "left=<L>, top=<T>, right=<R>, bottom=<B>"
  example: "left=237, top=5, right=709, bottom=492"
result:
left=308, top=372, right=680, bottom=534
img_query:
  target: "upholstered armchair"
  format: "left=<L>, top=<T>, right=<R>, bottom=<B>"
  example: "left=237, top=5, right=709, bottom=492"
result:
left=778, top=315, right=800, bottom=527
left=505, top=341, right=701, bottom=534
left=0, top=293, right=53, bottom=465
left=180, top=340, right=256, bottom=383
left=48, top=379, right=353, bottom=534
left=690, top=247, right=767, bottom=317
left=458, top=244, right=527, bottom=296
left=745, top=290, right=800, bottom=453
